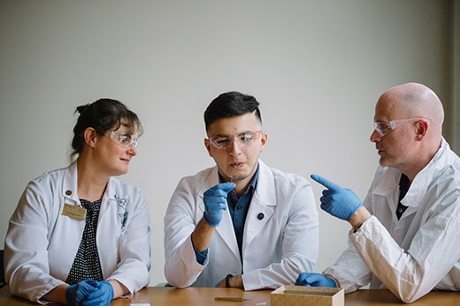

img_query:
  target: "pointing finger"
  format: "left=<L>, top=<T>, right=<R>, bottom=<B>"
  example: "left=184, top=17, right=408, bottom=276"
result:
left=217, top=182, right=236, bottom=193
left=207, top=182, right=236, bottom=194
left=310, top=174, right=342, bottom=191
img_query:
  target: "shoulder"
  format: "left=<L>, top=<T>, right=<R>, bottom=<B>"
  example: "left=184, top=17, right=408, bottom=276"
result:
left=439, top=147, right=460, bottom=178
left=416, top=143, right=460, bottom=191
left=426, top=139, right=460, bottom=180
left=257, top=162, right=312, bottom=197
left=26, top=166, right=68, bottom=189
left=260, top=161, right=311, bottom=191
left=258, top=163, right=316, bottom=211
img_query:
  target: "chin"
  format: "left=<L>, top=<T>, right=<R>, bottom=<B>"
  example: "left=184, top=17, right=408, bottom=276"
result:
left=379, top=158, right=396, bottom=169
left=235, top=173, right=251, bottom=182
left=378, top=158, right=389, bottom=167
left=115, top=167, right=129, bottom=176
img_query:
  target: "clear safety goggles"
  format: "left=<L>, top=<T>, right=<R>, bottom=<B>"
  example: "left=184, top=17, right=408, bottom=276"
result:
left=372, top=118, right=426, bottom=137
left=208, top=130, right=263, bottom=150
left=110, top=130, right=139, bottom=148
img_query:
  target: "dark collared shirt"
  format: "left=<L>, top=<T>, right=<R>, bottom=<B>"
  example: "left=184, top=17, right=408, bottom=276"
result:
left=226, top=168, right=259, bottom=260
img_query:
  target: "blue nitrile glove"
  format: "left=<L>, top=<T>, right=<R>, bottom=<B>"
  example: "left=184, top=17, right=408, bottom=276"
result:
left=295, top=273, right=336, bottom=288
left=66, top=279, right=100, bottom=306
left=203, top=182, right=236, bottom=226
left=311, top=174, right=362, bottom=221
left=82, top=280, right=114, bottom=306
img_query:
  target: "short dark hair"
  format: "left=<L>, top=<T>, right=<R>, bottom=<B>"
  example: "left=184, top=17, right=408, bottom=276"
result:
left=70, top=98, right=142, bottom=160
left=204, top=91, right=262, bottom=131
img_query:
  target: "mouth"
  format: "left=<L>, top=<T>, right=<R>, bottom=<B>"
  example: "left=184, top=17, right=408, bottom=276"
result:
left=230, top=162, right=244, bottom=168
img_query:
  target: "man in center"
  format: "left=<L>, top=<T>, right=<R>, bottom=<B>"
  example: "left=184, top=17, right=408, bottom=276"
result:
left=164, top=91, right=318, bottom=290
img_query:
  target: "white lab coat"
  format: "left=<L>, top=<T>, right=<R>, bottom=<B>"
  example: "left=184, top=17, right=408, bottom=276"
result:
left=4, top=162, right=151, bottom=304
left=164, top=160, right=319, bottom=290
left=324, top=138, right=460, bottom=303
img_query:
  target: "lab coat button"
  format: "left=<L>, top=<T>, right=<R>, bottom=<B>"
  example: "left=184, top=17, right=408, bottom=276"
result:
left=257, top=213, right=264, bottom=220
left=65, top=190, right=72, bottom=196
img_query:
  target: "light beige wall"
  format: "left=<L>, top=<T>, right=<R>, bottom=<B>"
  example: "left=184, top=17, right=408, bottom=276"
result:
left=0, top=0, right=453, bottom=286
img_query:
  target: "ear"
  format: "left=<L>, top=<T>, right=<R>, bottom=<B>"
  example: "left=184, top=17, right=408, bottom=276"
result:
left=83, top=127, right=98, bottom=148
left=414, top=120, right=428, bottom=141
left=204, top=138, right=213, bottom=157
left=259, top=132, right=268, bottom=152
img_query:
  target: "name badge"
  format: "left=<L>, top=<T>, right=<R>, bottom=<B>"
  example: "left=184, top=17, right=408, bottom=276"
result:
left=62, top=203, right=86, bottom=220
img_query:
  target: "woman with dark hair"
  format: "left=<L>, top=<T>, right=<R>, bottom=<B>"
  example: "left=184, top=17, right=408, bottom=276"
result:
left=4, top=99, right=151, bottom=305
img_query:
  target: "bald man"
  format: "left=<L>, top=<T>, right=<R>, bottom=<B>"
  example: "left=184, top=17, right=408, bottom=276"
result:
left=296, top=83, right=460, bottom=303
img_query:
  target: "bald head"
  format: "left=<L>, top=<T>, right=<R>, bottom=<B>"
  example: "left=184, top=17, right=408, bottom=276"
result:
left=380, top=82, right=444, bottom=128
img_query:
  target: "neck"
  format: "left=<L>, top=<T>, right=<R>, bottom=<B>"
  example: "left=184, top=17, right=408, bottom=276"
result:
left=233, top=180, right=251, bottom=197
left=402, top=139, right=441, bottom=183
left=76, top=157, right=109, bottom=201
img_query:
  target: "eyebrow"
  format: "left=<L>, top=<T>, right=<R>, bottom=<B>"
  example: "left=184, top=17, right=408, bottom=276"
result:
left=214, top=131, right=253, bottom=137
left=119, top=131, right=140, bottom=139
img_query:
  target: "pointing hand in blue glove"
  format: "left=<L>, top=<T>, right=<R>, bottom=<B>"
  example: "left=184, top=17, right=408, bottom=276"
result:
left=311, top=174, right=362, bottom=221
left=203, top=182, right=236, bottom=226
left=296, top=273, right=336, bottom=287
left=82, top=280, right=114, bottom=306
left=66, top=279, right=100, bottom=306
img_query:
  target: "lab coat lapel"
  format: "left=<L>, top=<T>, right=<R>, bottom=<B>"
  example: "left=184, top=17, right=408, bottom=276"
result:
left=244, top=161, right=275, bottom=249
left=198, top=167, right=240, bottom=260
left=216, top=210, right=240, bottom=259
left=100, top=177, right=119, bottom=219
left=244, top=195, right=274, bottom=248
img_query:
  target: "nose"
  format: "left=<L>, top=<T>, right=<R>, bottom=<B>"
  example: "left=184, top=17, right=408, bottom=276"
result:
left=127, top=144, right=137, bottom=156
left=370, top=129, right=381, bottom=143
left=228, top=139, right=242, bottom=156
